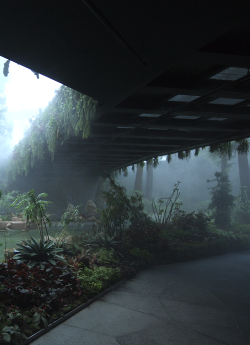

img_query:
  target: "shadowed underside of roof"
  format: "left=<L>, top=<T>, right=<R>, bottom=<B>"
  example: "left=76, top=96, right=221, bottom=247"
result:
left=1, top=1, right=250, bottom=176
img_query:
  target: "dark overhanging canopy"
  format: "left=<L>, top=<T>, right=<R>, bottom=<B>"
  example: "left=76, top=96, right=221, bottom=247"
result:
left=2, top=1, right=250, bottom=175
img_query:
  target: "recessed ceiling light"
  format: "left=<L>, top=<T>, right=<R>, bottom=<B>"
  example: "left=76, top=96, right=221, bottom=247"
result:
left=139, top=113, right=161, bottom=117
left=210, top=67, right=248, bottom=81
left=209, top=98, right=245, bottom=105
left=175, top=115, right=200, bottom=119
left=117, top=126, right=134, bottom=129
left=208, top=117, right=227, bottom=121
left=148, top=127, right=168, bottom=131
left=168, top=95, right=200, bottom=102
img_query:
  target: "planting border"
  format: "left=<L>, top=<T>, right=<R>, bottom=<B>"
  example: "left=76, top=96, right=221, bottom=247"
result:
left=23, top=279, right=126, bottom=345
left=154, top=235, right=250, bottom=264
left=18, top=235, right=250, bottom=344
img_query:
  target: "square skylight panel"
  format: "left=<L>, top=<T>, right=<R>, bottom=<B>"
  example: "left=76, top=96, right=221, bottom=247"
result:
left=208, top=117, right=227, bottom=121
left=117, top=126, right=134, bottom=129
left=210, top=67, right=248, bottom=81
left=139, top=113, right=161, bottom=117
left=168, top=95, right=200, bottom=102
left=209, top=98, right=244, bottom=105
left=148, top=127, right=168, bottom=131
left=175, top=115, right=200, bottom=119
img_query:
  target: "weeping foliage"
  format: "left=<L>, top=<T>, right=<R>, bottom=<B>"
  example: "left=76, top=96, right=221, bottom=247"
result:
left=236, top=139, right=250, bottom=155
left=7, top=86, right=98, bottom=181
left=208, top=139, right=250, bottom=159
left=209, top=142, right=233, bottom=159
left=194, top=147, right=200, bottom=156
left=178, top=151, right=185, bottom=160
left=167, top=154, right=172, bottom=163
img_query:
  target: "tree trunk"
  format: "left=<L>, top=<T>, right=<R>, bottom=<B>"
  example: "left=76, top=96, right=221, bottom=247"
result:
left=145, top=164, right=153, bottom=200
left=238, top=152, right=250, bottom=197
left=134, top=164, right=143, bottom=193
left=221, top=155, right=228, bottom=176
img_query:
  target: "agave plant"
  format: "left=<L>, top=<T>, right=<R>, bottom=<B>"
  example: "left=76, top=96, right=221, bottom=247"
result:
left=84, top=233, right=123, bottom=258
left=13, top=236, right=67, bottom=267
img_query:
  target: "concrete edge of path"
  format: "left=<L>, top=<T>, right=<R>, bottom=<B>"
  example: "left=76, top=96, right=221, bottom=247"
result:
left=23, top=279, right=126, bottom=345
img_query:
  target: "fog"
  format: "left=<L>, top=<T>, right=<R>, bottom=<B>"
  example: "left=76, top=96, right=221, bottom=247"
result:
left=117, top=150, right=243, bottom=213
left=0, top=55, right=60, bottom=188
left=0, top=55, right=248, bottom=219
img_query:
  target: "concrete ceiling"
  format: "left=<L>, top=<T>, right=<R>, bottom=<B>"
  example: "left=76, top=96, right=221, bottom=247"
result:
left=2, top=1, right=250, bottom=175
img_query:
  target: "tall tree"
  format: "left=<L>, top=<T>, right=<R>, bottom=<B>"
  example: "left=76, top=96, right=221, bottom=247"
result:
left=145, top=164, right=153, bottom=200
left=134, top=164, right=143, bottom=193
left=237, top=152, right=250, bottom=197
left=221, top=155, right=228, bottom=176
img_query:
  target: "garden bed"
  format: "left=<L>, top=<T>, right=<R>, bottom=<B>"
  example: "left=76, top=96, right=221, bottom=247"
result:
left=1, top=234, right=250, bottom=345
left=154, top=234, right=250, bottom=264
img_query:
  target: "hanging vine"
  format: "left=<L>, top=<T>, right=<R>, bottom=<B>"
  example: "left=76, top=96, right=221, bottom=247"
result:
left=7, top=85, right=98, bottom=181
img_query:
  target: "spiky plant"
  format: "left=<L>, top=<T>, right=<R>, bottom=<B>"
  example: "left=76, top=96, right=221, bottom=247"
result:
left=13, top=236, right=67, bottom=267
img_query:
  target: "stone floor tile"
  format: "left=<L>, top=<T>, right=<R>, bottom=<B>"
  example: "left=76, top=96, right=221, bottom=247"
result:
left=64, top=300, right=163, bottom=337
left=116, top=321, right=226, bottom=345
left=101, top=290, right=170, bottom=319
left=178, top=322, right=246, bottom=345
left=30, top=324, right=119, bottom=345
left=158, top=280, right=227, bottom=310
left=158, top=298, right=238, bottom=328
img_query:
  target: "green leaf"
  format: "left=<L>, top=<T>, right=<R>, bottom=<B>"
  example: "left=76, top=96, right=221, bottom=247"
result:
left=46, top=258, right=56, bottom=265
left=2, top=333, right=11, bottom=343
left=41, top=316, right=48, bottom=328
left=32, top=312, right=41, bottom=324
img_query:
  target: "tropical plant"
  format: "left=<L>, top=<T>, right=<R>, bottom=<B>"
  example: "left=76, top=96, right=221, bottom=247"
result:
left=58, top=204, right=82, bottom=242
left=129, top=247, right=153, bottom=263
left=31, top=306, right=49, bottom=328
left=124, top=222, right=162, bottom=248
left=0, top=258, right=83, bottom=308
left=99, top=175, right=148, bottom=238
left=152, top=181, right=182, bottom=231
left=232, top=186, right=250, bottom=224
left=11, top=190, right=51, bottom=239
left=0, top=325, right=26, bottom=345
left=0, top=191, right=19, bottom=217
left=77, top=266, right=120, bottom=294
left=208, top=172, right=235, bottom=229
left=96, top=248, right=118, bottom=265
left=171, top=210, right=211, bottom=235
left=13, top=237, right=67, bottom=267
left=83, top=233, right=123, bottom=258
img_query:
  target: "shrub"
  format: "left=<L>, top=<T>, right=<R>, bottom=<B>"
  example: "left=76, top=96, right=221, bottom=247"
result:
left=129, top=247, right=153, bottom=263
left=96, top=249, right=118, bottom=265
left=77, top=266, right=120, bottom=294
left=124, top=222, right=162, bottom=248
left=83, top=233, right=123, bottom=258
left=207, top=172, right=235, bottom=229
left=171, top=210, right=211, bottom=234
left=232, top=187, right=250, bottom=224
left=0, top=258, right=84, bottom=309
left=99, top=176, right=148, bottom=238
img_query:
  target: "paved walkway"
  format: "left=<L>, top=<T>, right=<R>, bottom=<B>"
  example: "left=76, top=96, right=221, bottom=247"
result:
left=31, top=250, right=250, bottom=345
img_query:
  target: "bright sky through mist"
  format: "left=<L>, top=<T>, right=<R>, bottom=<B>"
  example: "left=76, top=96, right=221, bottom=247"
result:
left=3, top=58, right=61, bottom=146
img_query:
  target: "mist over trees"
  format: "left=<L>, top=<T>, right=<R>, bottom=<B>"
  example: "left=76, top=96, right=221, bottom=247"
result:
left=0, top=71, right=13, bottom=188
left=117, top=148, right=250, bottom=213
